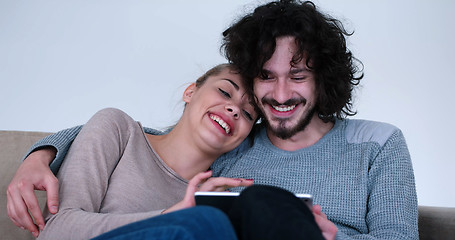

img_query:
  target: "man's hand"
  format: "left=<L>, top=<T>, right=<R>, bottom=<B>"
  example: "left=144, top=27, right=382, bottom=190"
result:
left=312, top=204, right=338, bottom=240
left=6, top=148, right=59, bottom=238
left=162, top=171, right=253, bottom=214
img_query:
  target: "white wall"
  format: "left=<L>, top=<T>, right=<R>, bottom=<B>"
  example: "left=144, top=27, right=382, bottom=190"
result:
left=1, top=0, right=454, bottom=208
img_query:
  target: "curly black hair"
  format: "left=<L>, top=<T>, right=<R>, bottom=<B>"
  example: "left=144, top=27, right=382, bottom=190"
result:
left=221, top=0, right=364, bottom=121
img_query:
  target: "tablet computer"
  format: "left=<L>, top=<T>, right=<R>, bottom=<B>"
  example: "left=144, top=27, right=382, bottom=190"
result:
left=194, top=191, right=313, bottom=213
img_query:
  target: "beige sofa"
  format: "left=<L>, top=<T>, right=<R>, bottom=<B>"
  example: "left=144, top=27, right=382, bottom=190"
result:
left=1, top=130, right=455, bottom=240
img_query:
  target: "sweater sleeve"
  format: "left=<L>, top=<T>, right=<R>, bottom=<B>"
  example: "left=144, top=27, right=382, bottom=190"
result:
left=23, top=126, right=83, bottom=174
left=336, top=129, right=419, bottom=240
left=37, top=108, right=164, bottom=240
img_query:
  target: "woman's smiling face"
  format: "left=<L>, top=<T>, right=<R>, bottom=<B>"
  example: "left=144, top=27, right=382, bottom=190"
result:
left=183, top=67, right=258, bottom=154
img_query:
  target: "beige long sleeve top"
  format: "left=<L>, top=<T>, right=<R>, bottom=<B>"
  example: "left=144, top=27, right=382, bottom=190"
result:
left=38, top=108, right=188, bottom=240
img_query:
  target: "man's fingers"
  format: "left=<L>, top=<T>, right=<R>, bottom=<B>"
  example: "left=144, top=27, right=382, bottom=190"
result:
left=22, top=187, right=44, bottom=230
left=18, top=182, right=42, bottom=236
left=44, top=176, right=60, bottom=214
left=6, top=186, right=39, bottom=235
left=312, top=204, right=322, bottom=215
left=6, top=192, right=22, bottom=228
left=312, top=205, right=328, bottom=220
left=312, top=205, right=337, bottom=240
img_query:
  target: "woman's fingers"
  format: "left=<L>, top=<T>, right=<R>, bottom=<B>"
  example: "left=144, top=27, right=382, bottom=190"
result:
left=187, top=171, right=213, bottom=193
left=163, top=171, right=214, bottom=214
left=164, top=173, right=254, bottom=215
left=198, top=177, right=253, bottom=192
left=183, top=171, right=214, bottom=205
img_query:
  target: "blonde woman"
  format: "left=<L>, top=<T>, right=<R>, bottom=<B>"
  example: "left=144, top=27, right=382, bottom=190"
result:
left=35, top=63, right=258, bottom=239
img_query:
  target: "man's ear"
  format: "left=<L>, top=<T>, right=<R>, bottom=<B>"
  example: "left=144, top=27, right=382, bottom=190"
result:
left=182, top=83, right=196, bottom=103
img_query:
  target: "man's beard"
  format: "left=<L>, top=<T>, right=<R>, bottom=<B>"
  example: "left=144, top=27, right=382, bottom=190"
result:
left=262, top=103, right=316, bottom=140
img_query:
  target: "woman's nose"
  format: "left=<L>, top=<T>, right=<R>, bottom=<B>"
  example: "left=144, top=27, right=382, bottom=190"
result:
left=226, top=105, right=239, bottom=119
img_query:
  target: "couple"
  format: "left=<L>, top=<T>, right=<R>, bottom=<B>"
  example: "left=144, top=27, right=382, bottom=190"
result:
left=7, top=0, right=419, bottom=239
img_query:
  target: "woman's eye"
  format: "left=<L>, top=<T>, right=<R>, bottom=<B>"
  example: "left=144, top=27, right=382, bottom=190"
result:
left=243, top=110, right=253, bottom=121
left=259, top=72, right=273, bottom=81
left=218, top=88, right=231, bottom=98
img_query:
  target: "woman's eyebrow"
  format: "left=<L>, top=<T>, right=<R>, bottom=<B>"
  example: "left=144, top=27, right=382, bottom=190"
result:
left=222, top=79, right=240, bottom=90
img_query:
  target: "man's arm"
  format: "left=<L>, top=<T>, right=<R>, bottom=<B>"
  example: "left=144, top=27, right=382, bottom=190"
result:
left=6, top=126, right=82, bottom=237
left=26, top=126, right=84, bottom=173
left=364, top=129, right=418, bottom=239
left=336, top=129, right=418, bottom=240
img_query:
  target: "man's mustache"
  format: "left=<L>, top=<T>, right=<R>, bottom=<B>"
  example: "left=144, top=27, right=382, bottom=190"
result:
left=261, top=97, right=306, bottom=106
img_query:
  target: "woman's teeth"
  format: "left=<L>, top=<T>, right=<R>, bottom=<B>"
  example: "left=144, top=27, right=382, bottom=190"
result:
left=210, top=115, right=231, bottom=134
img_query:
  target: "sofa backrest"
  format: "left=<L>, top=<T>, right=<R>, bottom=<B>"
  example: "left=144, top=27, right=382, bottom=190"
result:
left=0, top=130, right=52, bottom=240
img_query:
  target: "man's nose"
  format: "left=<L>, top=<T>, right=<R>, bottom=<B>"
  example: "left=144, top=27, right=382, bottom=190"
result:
left=272, top=79, right=292, bottom=104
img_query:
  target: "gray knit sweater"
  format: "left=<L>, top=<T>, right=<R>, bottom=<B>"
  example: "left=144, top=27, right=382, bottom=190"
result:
left=28, top=117, right=418, bottom=239
left=211, top=120, right=418, bottom=239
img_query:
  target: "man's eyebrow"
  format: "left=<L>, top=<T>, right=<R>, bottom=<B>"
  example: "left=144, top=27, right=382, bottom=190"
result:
left=261, top=68, right=309, bottom=75
left=262, top=69, right=272, bottom=75
left=222, top=79, right=240, bottom=90
left=290, top=68, right=309, bottom=74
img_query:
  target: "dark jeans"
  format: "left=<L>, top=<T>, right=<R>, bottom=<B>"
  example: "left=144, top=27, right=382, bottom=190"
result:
left=91, top=206, right=237, bottom=240
left=229, top=185, right=324, bottom=240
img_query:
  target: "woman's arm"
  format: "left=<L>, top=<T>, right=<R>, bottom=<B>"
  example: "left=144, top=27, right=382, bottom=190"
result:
left=38, top=109, right=166, bottom=239
left=7, top=124, right=162, bottom=236
left=39, top=108, right=257, bottom=239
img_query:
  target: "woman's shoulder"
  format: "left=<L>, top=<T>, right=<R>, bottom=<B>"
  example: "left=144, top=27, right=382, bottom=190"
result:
left=86, top=108, right=138, bottom=133
left=93, top=108, right=132, bottom=121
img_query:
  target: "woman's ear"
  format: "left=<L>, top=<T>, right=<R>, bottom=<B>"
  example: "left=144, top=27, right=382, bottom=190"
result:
left=182, top=83, right=196, bottom=103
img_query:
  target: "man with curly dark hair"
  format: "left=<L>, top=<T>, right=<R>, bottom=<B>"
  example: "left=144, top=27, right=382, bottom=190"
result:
left=212, top=0, right=418, bottom=239
left=222, top=0, right=362, bottom=124
left=7, top=0, right=418, bottom=239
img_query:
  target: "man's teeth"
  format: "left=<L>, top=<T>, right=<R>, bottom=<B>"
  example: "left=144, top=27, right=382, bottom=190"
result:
left=272, top=105, right=296, bottom=112
left=210, top=115, right=231, bottom=134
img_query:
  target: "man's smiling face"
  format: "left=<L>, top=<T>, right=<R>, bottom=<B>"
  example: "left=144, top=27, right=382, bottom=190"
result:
left=253, top=36, right=317, bottom=139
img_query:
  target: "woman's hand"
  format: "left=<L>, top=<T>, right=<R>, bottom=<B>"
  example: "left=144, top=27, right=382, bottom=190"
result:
left=6, top=148, right=58, bottom=238
left=162, top=171, right=253, bottom=214
left=312, top=204, right=338, bottom=240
